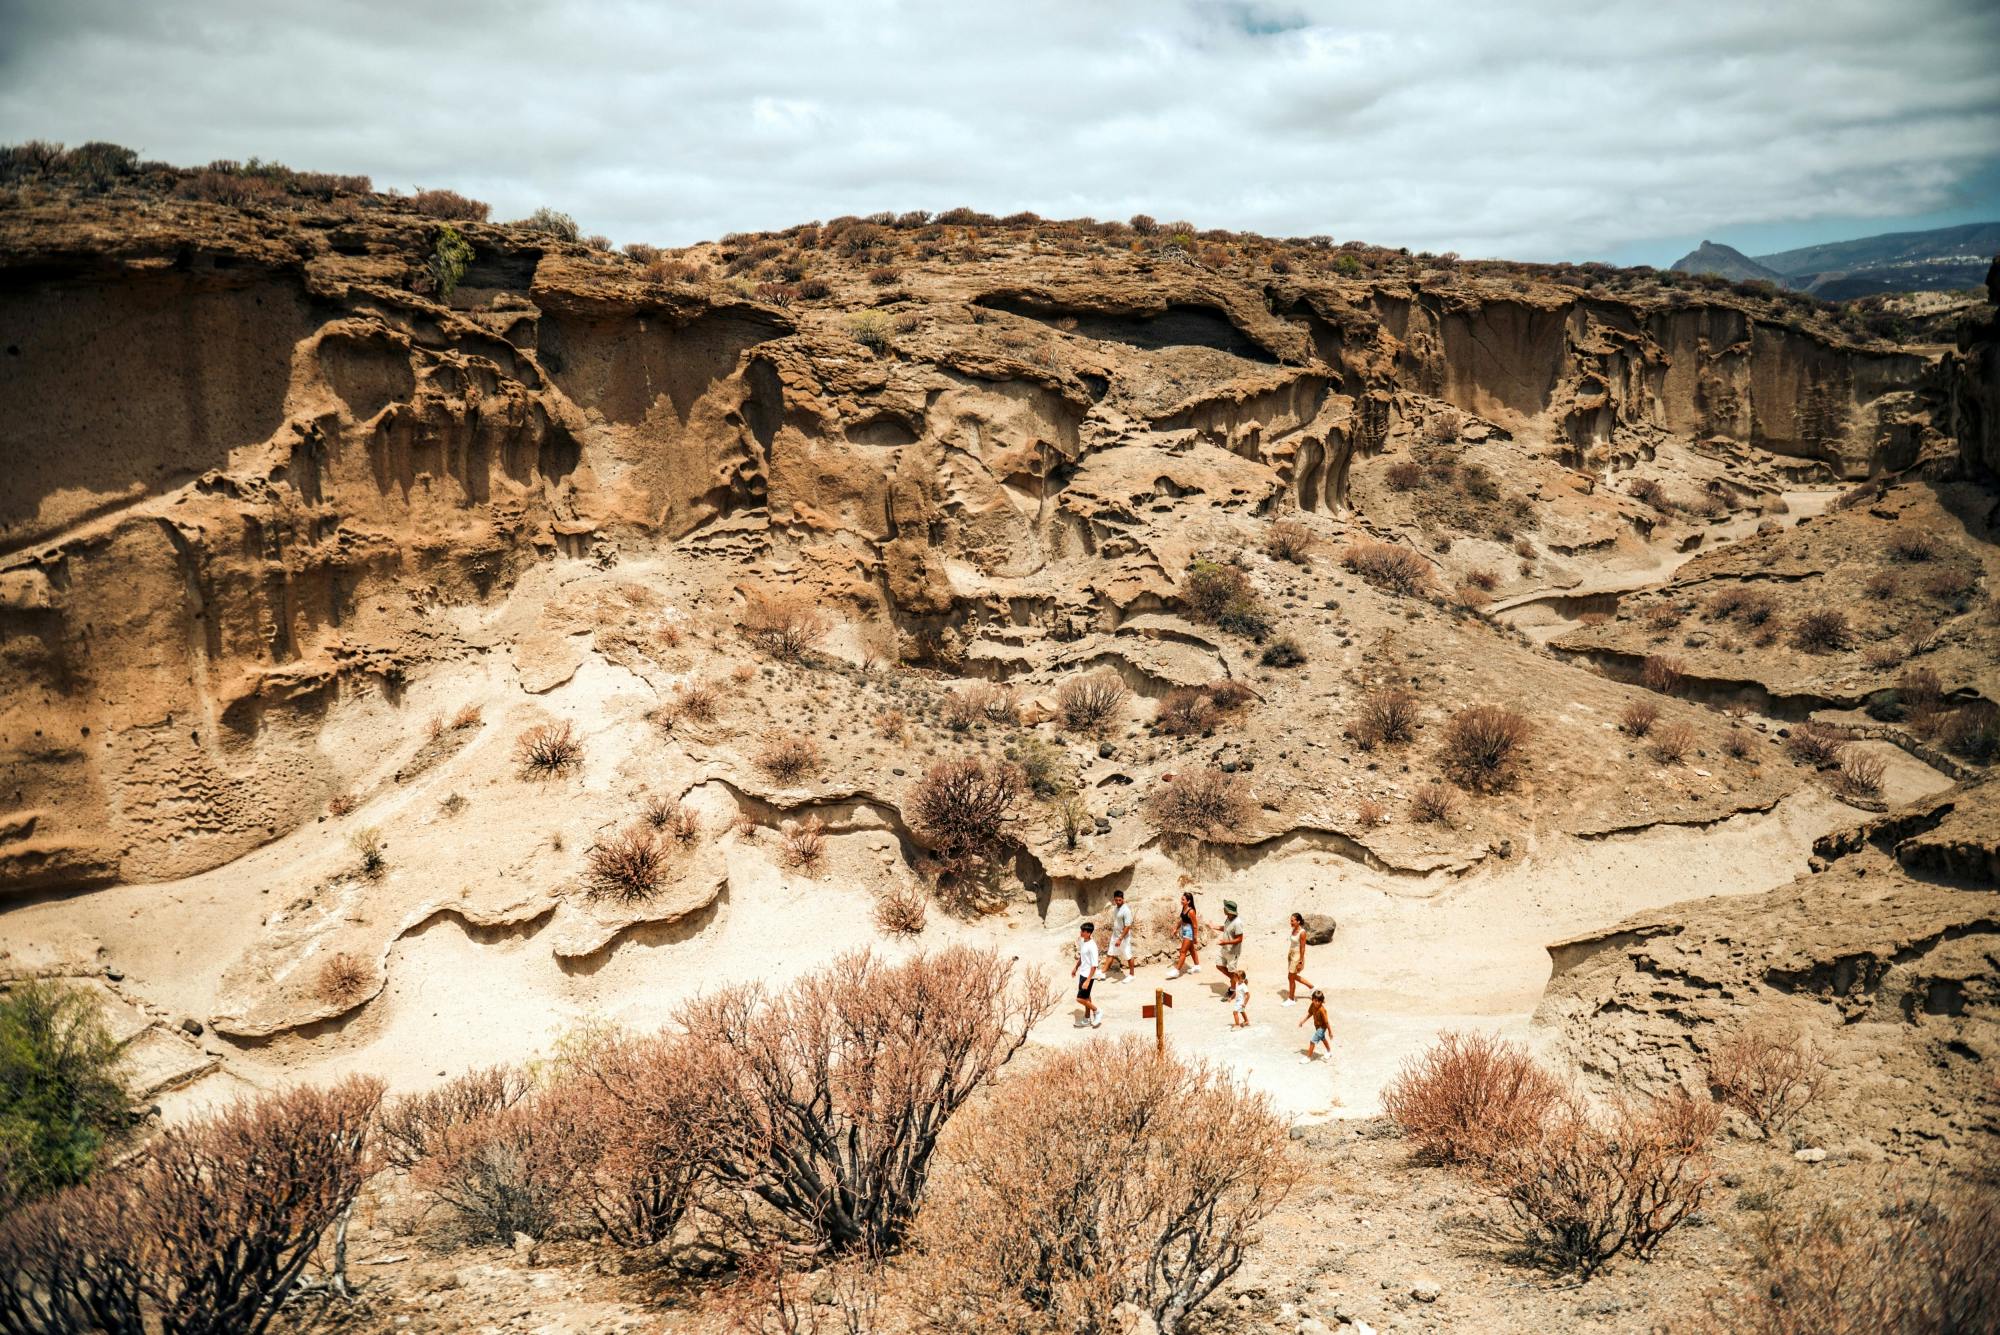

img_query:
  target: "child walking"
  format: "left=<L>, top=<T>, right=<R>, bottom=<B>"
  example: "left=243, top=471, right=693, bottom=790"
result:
left=1230, top=969, right=1250, bottom=1029
left=1298, top=989, right=1331, bottom=1062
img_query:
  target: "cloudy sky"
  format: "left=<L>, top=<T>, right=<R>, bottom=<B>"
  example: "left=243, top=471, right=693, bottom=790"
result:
left=3, top=0, right=1997, bottom=266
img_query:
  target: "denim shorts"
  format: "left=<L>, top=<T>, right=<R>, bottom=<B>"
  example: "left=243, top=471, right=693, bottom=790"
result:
left=1312, top=1027, right=1328, bottom=1044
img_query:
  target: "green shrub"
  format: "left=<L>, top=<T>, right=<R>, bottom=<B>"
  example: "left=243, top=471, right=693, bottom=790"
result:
left=519, top=206, right=579, bottom=241
left=0, top=981, right=131, bottom=1207
left=1182, top=559, right=1272, bottom=639
left=429, top=223, right=475, bottom=298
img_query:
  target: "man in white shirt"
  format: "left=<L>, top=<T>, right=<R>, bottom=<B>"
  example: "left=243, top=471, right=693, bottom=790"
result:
left=1075, top=921, right=1101, bottom=1028
left=1107, top=889, right=1135, bottom=981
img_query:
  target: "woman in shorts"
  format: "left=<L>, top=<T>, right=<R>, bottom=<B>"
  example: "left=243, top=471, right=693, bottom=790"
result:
left=1172, top=891, right=1200, bottom=977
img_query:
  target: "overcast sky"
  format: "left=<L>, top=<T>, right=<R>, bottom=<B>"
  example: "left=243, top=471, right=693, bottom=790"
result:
left=3, top=0, right=1997, bottom=266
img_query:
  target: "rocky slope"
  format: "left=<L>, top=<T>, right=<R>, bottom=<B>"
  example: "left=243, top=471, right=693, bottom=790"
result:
left=1, top=189, right=1979, bottom=901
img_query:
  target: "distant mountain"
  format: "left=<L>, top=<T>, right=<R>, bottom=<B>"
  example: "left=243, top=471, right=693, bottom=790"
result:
left=1668, top=240, right=1784, bottom=284
left=1669, top=222, right=2000, bottom=300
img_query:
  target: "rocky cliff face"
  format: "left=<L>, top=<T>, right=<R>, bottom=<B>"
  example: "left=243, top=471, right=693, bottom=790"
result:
left=1950, top=257, right=2000, bottom=481
left=0, top=193, right=1975, bottom=896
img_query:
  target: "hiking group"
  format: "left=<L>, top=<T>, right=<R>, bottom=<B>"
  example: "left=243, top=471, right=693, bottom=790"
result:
left=1073, top=890, right=1334, bottom=1063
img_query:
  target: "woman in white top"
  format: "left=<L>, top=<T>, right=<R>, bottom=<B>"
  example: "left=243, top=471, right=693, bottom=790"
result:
left=1284, top=911, right=1316, bottom=1005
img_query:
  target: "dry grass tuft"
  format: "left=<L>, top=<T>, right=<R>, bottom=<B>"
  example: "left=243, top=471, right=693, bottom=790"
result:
left=756, top=733, right=823, bottom=785
left=517, top=721, right=583, bottom=775
left=1650, top=721, right=1697, bottom=765
left=1263, top=519, right=1314, bottom=564
left=1142, top=769, right=1251, bottom=840
left=1410, top=782, right=1460, bottom=826
left=1791, top=609, right=1849, bottom=653
left=316, top=951, right=370, bottom=1004
left=1354, top=797, right=1387, bottom=828
left=874, top=883, right=929, bottom=935
left=451, top=703, right=483, bottom=729
left=1619, top=699, right=1660, bottom=737
left=779, top=817, right=826, bottom=874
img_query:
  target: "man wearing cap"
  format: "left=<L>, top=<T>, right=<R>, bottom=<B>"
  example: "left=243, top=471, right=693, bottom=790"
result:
left=1074, top=920, right=1102, bottom=1028
left=1214, top=900, right=1244, bottom=1000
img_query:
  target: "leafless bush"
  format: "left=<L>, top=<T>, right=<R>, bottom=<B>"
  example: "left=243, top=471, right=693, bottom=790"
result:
left=0, top=1078, right=384, bottom=1335
left=1143, top=769, right=1251, bottom=840
left=1342, top=540, right=1434, bottom=596
left=1438, top=705, right=1531, bottom=792
left=1382, top=1031, right=1562, bottom=1167
left=1492, top=1087, right=1721, bottom=1279
left=874, top=883, right=929, bottom=935
left=380, top=1065, right=533, bottom=1170
left=1425, top=407, right=1463, bottom=442
left=1264, top=519, right=1314, bottom=564
left=742, top=588, right=830, bottom=659
left=1386, top=459, right=1423, bottom=491
left=757, top=733, right=824, bottom=785
left=1056, top=672, right=1130, bottom=733
left=410, top=1095, right=596, bottom=1244
left=1651, top=721, right=1698, bottom=765
left=1354, top=797, right=1387, bottom=828
left=969, top=683, right=1019, bottom=725
left=1156, top=688, right=1218, bottom=736
left=315, top=951, right=370, bottom=1004
left=517, top=720, right=583, bottom=775
left=587, top=825, right=669, bottom=900
left=326, top=792, right=355, bottom=817
left=1702, top=1182, right=1999, bottom=1334
left=679, top=947, right=1054, bottom=1255
left=1723, top=728, right=1754, bottom=759
left=779, top=817, right=827, bottom=874
left=1939, top=701, right=2000, bottom=762
left=1704, top=1024, right=1828, bottom=1139
left=676, top=679, right=721, bottom=722
left=408, top=188, right=489, bottom=220
left=1897, top=666, right=1942, bottom=716
left=1352, top=686, right=1419, bottom=748
left=1640, top=655, right=1685, bottom=695
left=565, top=1032, right=730, bottom=1248
left=1888, top=531, right=1938, bottom=562
left=1834, top=749, right=1887, bottom=800
left=1784, top=725, right=1843, bottom=768
left=913, top=1037, right=1294, bottom=1333
left=908, top=759, right=1023, bottom=877
left=1620, top=699, right=1660, bottom=737
left=1792, top=609, right=1849, bottom=653
left=1410, top=782, right=1460, bottom=826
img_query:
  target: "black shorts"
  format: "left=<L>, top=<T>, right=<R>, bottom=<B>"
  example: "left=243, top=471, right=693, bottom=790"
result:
left=1076, top=978, right=1094, bottom=1001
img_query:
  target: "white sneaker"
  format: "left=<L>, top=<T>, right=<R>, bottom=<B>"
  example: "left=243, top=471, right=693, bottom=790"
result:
left=1299, top=1056, right=1311, bottom=1064
left=1283, top=998, right=1297, bottom=1007
left=1090, top=1014, right=1102, bottom=1028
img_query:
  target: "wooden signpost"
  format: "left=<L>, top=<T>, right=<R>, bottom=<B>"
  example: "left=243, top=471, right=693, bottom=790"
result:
left=1141, top=988, right=1173, bottom=1053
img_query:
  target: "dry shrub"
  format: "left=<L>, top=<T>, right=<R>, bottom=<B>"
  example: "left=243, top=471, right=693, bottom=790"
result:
left=1426, top=407, right=1463, bottom=442
left=1264, top=519, right=1314, bottom=564
left=1492, top=1087, right=1721, bottom=1279
left=450, top=702, right=483, bottom=729
left=913, top=1037, right=1293, bottom=1334
left=1784, top=724, right=1843, bottom=768
left=564, top=1032, right=729, bottom=1248
left=1354, top=797, right=1387, bottom=828
left=970, top=682, right=1019, bottom=725
left=1180, top=560, right=1270, bottom=637
left=1922, top=566, right=1977, bottom=603
left=1651, top=721, right=1698, bottom=765
left=1834, top=749, right=1886, bottom=800
left=1643, top=602, right=1685, bottom=632
left=1156, top=688, right=1218, bottom=736
left=1704, top=1183, right=1999, bottom=1334
left=1888, top=530, right=1938, bottom=562
left=742, top=588, right=830, bottom=659
left=1792, top=609, right=1849, bottom=653
left=1865, top=570, right=1900, bottom=599
left=1438, top=704, right=1531, bottom=792
left=380, top=1065, right=532, bottom=1170
left=517, top=720, right=583, bottom=775
left=1619, top=699, right=1660, bottom=737
left=729, top=1252, right=883, bottom=1335
left=779, top=817, right=827, bottom=874
left=908, top=759, right=1023, bottom=877
left=587, top=826, right=668, bottom=900
left=1056, top=672, right=1130, bottom=733
left=1352, top=686, right=1419, bottom=748
left=1142, top=769, right=1250, bottom=840
left=757, top=733, right=823, bottom=785
left=408, top=187, right=489, bottom=220
left=1939, top=701, right=2000, bottom=762
left=424, top=712, right=446, bottom=741
left=874, top=708, right=908, bottom=741
left=1410, top=782, right=1460, bottom=826
left=1723, top=727, right=1754, bottom=759
left=1382, top=1031, right=1561, bottom=1167
left=940, top=689, right=981, bottom=732
left=1863, top=641, right=1904, bottom=671
left=409, top=1093, right=595, bottom=1243
left=325, top=791, right=356, bottom=819
left=1260, top=635, right=1306, bottom=667
left=0, top=1078, right=383, bottom=1335
left=1466, top=567, right=1500, bottom=591
left=1204, top=679, right=1257, bottom=712
left=1385, top=459, right=1423, bottom=491
left=1342, top=540, right=1434, bottom=596
left=1639, top=654, right=1685, bottom=695
left=315, top=951, right=370, bottom=1004
left=681, top=947, right=1054, bottom=1255
left=874, top=883, right=929, bottom=936
left=1704, top=1024, right=1827, bottom=1139
left=350, top=826, right=385, bottom=877
left=676, top=679, right=721, bottom=722
left=1897, top=666, right=1942, bottom=715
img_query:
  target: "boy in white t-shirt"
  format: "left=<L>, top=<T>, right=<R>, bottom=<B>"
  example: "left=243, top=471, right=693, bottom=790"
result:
left=1230, top=969, right=1250, bottom=1028
left=1075, top=922, right=1101, bottom=1028
left=1106, top=889, right=1135, bottom=981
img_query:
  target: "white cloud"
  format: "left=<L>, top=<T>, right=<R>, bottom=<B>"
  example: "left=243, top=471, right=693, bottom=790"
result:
left=1, top=0, right=1995, bottom=262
